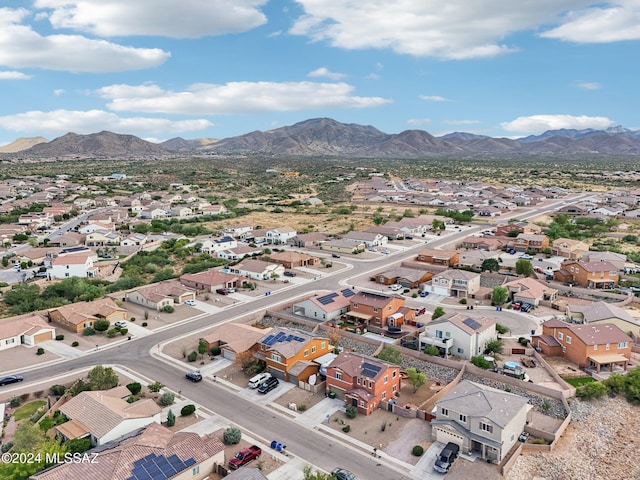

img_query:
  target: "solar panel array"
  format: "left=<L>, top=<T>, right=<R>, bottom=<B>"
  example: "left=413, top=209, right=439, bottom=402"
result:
left=127, top=453, right=196, bottom=480
left=361, top=362, right=382, bottom=378
left=463, top=317, right=482, bottom=330
left=263, top=331, right=306, bottom=346
left=317, top=293, right=338, bottom=305
left=341, top=288, right=355, bottom=297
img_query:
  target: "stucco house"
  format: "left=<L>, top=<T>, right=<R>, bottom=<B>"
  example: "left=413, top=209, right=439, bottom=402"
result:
left=179, top=269, right=240, bottom=292
left=48, top=298, right=128, bottom=334
left=50, top=252, right=99, bottom=279
left=503, top=277, right=558, bottom=306
left=419, top=313, right=496, bottom=359
left=427, top=269, right=481, bottom=298
left=0, top=313, right=55, bottom=351
left=565, top=301, right=640, bottom=336
left=124, top=280, right=195, bottom=311
left=325, top=352, right=401, bottom=415
left=201, top=323, right=271, bottom=362
left=554, top=260, right=619, bottom=289
left=431, top=380, right=531, bottom=463
left=266, top=227, right=297, bottom=245
left=342, top=231, right=388, bottom=247
left=229, top=258, right=285, bottom=280
left=346, top=291, right=406, bottom=328
left=416, top=248, right=459, bottom=266
left=292, top=288, right=356, bottom=322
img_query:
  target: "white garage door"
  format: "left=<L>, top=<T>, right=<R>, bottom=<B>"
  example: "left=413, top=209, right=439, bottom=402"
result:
left=434, top=426, right=465, bottom=449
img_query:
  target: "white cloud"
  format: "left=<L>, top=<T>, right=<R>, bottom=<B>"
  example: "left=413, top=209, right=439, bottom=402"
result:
left=500, top=114, right=614, bottom=134
left=540, top=2, right=640, bottom=43
left=35, top=0, right=268, bottom=38
left=0, top=71, right=31, bottom=80
left=420, top=95, right=448, bottom=102
left=0, top=109, right=213, bottom=135
left=407, top=118, right=432, bottom=126
left=443, top=119, right=480, bottom=125
left=53, top=89, right=64, bottom=96
left=97, top=81, right=391, bottom=115
left=308, top=67, right=346, bottom=80
left=0, top=8, right=169, bottom=72
left=576, top=81, right=601, bottom=90
left=289, top=1, right=593, bottom=59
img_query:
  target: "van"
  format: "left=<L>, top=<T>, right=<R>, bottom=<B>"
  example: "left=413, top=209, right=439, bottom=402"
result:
left=257, top=377, right=279, bottom=394
left=248, top=372, right=271, bottom=389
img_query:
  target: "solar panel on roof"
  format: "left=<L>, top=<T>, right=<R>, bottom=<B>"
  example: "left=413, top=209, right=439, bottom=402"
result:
left=184, top=458, right=196, bottom=467
left=361, top=362, right=382, bottom=378
left=341, top=288, right=355, bottom=297
left=463, top=317, right=482, bottom=330
left=263, top=335, right=275, bottom=345
left=317, top=292, right=338, bottom=305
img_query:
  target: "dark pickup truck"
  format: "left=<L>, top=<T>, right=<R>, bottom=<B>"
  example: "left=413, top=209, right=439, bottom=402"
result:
left=228, top=445, right=262, bottom=470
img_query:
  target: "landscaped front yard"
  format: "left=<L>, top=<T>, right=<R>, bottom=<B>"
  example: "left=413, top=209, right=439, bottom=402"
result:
left=13, top=400, right=47, bottom=421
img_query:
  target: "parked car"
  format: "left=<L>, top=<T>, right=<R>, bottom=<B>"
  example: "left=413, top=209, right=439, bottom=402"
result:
left=520, top=303, right=533, bottom=312
left=508, top=249, right=517, bottom=254
left=331, top=467, right=357, bottom=480
left=519, top=431, right=530, bottom=442
left=415, top=307, right=426, bottom=316
left=114, top=320, right=127, bottom=328
left=381, top=249, right=390, bottom=254
left=512, top=302, right=521, bottom=310
left=519, top=254, right=533, bottom=260
left=229, top=445, right=262, bottom=470
left=184, top=299, right=196, bottom=306
left=433, top=442, right=460, bottom=473
left=185, top=371, right=203, bottom=382
left=419, top=291, right=430, bottom=297
left=390, top=284, right=402, bottom=291
left=0, top=375, right=24, bottom=386
left=248, top=372, right=272, bottom=389
left=404, top=235, right=414, bottom=240
left=283, top=271, right=297, bottom=277
left=332, top=253, right=341, bottom=258
left=257, top=377, right=279, bottom=394
left=216, top=287, right=235, bottom=295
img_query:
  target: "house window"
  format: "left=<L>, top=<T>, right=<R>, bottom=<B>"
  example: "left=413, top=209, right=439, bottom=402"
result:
left=441, top=408, right=449, bottom=416
left=357, top=378, right=361, bottom=385
left=384, top=375, right=388, bottom=384
left=392, top=384, right=397, bottom=392
left=375, top=317, right=381, bottom=324
left=353, top=303, right=358, bottom=308
left=6, top=338, right=15, bottom=344
left=445, top=332, right=451, bottom=338
left=271, top=353, right=282, bottom=363
left=373, top=307, right=378, bottom=313
left=459, top=414, right=466, bottom=422
left=558, top=332, right=563, bottom=340
left=566, top=336, right=571, bottom=344
left=392, top=370, right=397, bottom=378
left=321, top=342, right=326, bottom=349
left=594, top=344, right=598, bottom=351
left=360, top=401, right=365, bottom=408
left=436, top=330, right=443, bottom=339
left=606, top=343, right=610, bottom=350
left=619, top=342, right=628, bottom=348
left=382, top=391, right=386, bottom=400
left=192, top=466, right=200, bottom=475
left=480, top=422, right=493, bottom=433
left=304, top=350, right=309, bottom=357
left=457, top=348, right=464, bottom=354
left=311, top=346, right=316, bottom=354
left=334, top=372, right=343, bottom=380
left=369, top=381, right=373, bottom=388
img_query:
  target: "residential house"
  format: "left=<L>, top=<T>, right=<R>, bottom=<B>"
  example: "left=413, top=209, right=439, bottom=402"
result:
left=325, top=352, right=401, bottom=415
left=223, top=223, right=253, bottom=239
left=138, top=207, right=167, bottom=220
left=229, top=258, right=285, bottom=280
left=416, top=248, right=459, bottom=267
left=179, top=269, right=240, bottom=292
left=124, top=280, right=195, bottom=311
left=269, top=251, right=320, bottom=269
left=200, top=204, right=228, bottom=215
left=503, top=277, right=558, bottom=306
left=287, top=232, right=328, bottom=248
left=120, top=233, right=148, bottom=247
left=554, top=260, right=619, bottom=289
left=374, top=266, right=433, bottom=288
left=50, top=252, right=99, bottom=279
left=266, top=227, right=297, bottom=245
left=457, top=250, right=501, bottom=271
left=533, top=318, right=632, bottom=372
left=419, top=313, right=496, bottom=359
left=258, top=328, right=331, bottom=382
left=47, top=232, right=85, bottom=248
left=200, top=235, right=237, bottom=254
left=494, top=222, right=541, bottom=237
left=216, top=245, right=263, bottom=261
left=200, top=323, right=271, bottom=362
left=364, top=225, right=405, bottom=240
left=292, top=288, right=356, bottom=322
left=14, top=247, right=58, bottom=266
left=459, top=236, right=506, bottom=251
left=346, top=291, right=406, bottom=328
left=556, top=202, right=594, bottom=216
left=168, top=205, right=193, bottom=218
left=512, top=233, right=549, bottom=253
left=343, top=231, right=388, bottom=247
left=321, top=239, right=364, bottom=254
left=0, top=313, right=55, bottom=351
left=85, top=230, right=121, bottom=246
left=48, top=298, right=127, bottom=334
left=581, top=251, right=627, bottom=271
left=566, top=301, right=640, bottom=336
left=431, top=380, right=531, bottom=463
left=550, top=238, right=590, bottom=259
left=56, top=386, right=161, bottom=446
left=18, top=212, right=53, bottom=229
left=428, top=269, right=481, bottom=298
left=223, top=468, right=269, bottom=480
left=78, top=221, right=114, bottom=234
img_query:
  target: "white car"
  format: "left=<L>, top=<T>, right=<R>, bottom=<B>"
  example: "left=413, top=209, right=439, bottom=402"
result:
left=390, top=284, right=402, bottom=291
left=184, top=299, right=196, bottom=306
left=114, top=321, right=127, bottom=328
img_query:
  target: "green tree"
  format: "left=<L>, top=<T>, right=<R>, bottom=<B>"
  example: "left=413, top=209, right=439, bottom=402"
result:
left=66, top=438, right=92, bottom=454
left=424, top=345, right=440, bottom=356
left=481, top=258, right=500, bottom=272
left=471, top=355, right=492, bottom=369
left=376, top=346, right=402, bottom=364
left=223, top=427, right=242, bottom=445
left=405, top=367, right=427, bottom=393
left=166, top=409, right=176, bottom=427
left=345, top=405, right=357, bottom=418
left=198, top=339, right=208, bottom=360
left=495, top=323, right=509, bottom=335
left=515, top=259, right=534, bottom=276
left=432, top=306, right=445, bottom=320
left=484, top=339, right=504, bottom=355
left=148, top=381, right=164, bottom=393
left=126, top=382, right=142, bottom=395
left=576, top=381, right=607, bottom=399
left=492, top=286, right=509, bottom=306
left=93, top=318, right=110, bottom=332
left=87, top=365, right=119, bottom=390
left=372, top=214, right=385, bottom=225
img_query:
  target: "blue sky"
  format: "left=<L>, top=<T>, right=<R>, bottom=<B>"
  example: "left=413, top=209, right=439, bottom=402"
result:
left=1, top=1, right=639, bottom=145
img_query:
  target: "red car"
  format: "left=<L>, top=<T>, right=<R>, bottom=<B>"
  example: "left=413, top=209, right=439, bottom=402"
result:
left=512, top=302, right=521, bottom=310
left=415, top=307, right=426, bottom=316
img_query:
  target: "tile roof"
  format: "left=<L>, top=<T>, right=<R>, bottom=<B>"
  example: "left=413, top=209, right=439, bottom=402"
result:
left=542, top=319, right=632, bottom=345
left=0, top=313, right=52, bottom=339
left=568, top=301, right=638, bottom=325
left=201, top=323, right=271, bottom=353
left=49, top=298, right=126, bottom=326
left=431, top=313, right=495, bottom=334
left=328, top=352, right=394, bottom=381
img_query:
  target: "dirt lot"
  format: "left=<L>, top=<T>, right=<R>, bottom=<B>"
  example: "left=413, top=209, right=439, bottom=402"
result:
left=273, top=387, right=327, bottom=411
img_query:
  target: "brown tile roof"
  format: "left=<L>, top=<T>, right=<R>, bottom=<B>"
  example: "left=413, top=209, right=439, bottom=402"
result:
left=49, top=298, right=126, bottom=326
left=328, top=352, right=393, bottom=382
left=432, top=313, right=495, bottom=334
left=202, top=323, right=271, bottom=353
left=33, top=423, right=224, bottom=480
left=180, top=269, right=239, bottom=287
left=0, top=313, right=52, bottom=339
left=350, top=291, right=395, bottom=309
left=542, top=319, right=632, bottom=345
left=131, top=280, right=192, bottom=303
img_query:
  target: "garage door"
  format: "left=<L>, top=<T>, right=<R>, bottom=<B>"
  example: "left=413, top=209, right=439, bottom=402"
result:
left=433, top=427, right=465, bottom=449
left=222, top=349, right=236, bottom=361
left=33, top=331, right=53, bottom=344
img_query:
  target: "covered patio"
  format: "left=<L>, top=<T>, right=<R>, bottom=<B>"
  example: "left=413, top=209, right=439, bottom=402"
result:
left=587, top=353, right=629, bottom=373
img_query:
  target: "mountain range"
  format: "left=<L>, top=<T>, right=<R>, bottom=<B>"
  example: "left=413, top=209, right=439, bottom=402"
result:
left=2, top=118, right=640, bottom=159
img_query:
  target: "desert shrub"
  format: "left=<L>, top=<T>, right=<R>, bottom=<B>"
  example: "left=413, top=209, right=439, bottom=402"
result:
left=412, top=445, right=424, bottom=456
left=424, top=345, right=440, bottom=356
left=180, top=404, right=196, bottom=416
left=39, top=417, right=54, bottom=432
left=159, top=392, right=175, bottom=406
left=55, top=334, right=65, bottom=341
left=50, top=384, right=66, bottom=396
left=142, top=322, right=148, bottom=327
left=518, top=337, right=529, bottom=346
left=148, top=381, right=164, bottom=393
left=576, top=381, right=607, bottom=399
left=93, top=319, right=110, bottom=331
left=33, top=390, right=44, bottom=398
left=166, top=409, right=176, bottom=427
left=298, top=404, right=307, bottom=411
left=210, top=346, right=221, bottom=356
left=83, top=327, right=96, bottom=336
left=120, top=328, right=129, bottom=335
left=345, top=405, right=357, bottom=419
left=496, top=323, right=509, bottom=334
left=130, top=317, right=136, bottom=322
left=36, top=347, right=45, bottom=355
left=1, top=441, right=14, bottom=453
left=127, top=382, right=142, bottom=395
left=342, top=425, right=351, bottom=433
left=459, top=298, right=467, bottom=305
left=187, top=351, right=197, bottom=362
left=107, top=328, right=118, bottom=338
left=471, top=355, right=492, bottom=370
left=67, top=438, right=91, bottom=454
left=223, top=427, right=242, bottom=445
left=9, top=396, right=21, bottom=407
left=126, top=395, right=136, bottom=403
left=162, top=305, right=174, bottom=313
left=71, top=341, right=79, bottom=347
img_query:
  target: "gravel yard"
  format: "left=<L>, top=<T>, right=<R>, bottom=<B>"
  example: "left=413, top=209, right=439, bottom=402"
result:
left=506, top=396, right=640, bottom=480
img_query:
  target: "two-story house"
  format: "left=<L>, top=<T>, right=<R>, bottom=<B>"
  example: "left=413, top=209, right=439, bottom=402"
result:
left=200, top=235, right=237, bottom=255
left=223, top=223, right=253, bottom=239
left=258, top=328, right=331, bottom=383
left=431, top=380, right=531, bottom=463
left=325, top=352, right=401, bottom=415
left=427, top=269, right=481, bottom=298
left=512, top=233, right=549, bottom=253
left=533, top=318, right=632, bottom=372
left=419, top=313, right=496, bottom=359
left=550, top=238, right=589, bottom=259
left=50, top=252, right=99, bottom=279
left=346, top=291, right=406, bottom=328
left=503, top=277, right=557, bottom=306
left=566, top=301, right=640, bottom=336
left=554, top=260, right=619, bottom=289
left=266, top=227, right=297, bottom=245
